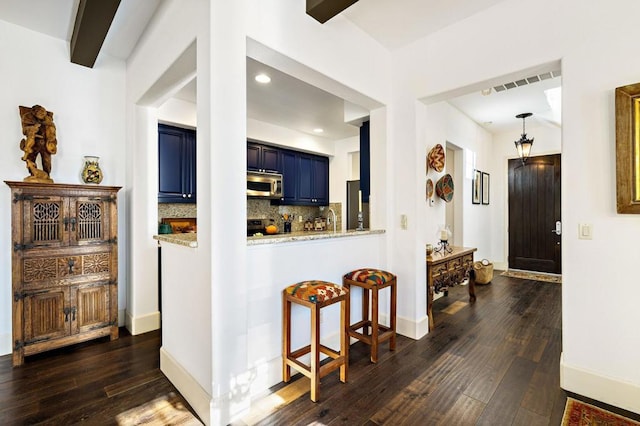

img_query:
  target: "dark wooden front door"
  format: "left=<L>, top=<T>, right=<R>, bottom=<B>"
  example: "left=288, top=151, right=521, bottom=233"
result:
left=508, top=154, right=561, bottom=273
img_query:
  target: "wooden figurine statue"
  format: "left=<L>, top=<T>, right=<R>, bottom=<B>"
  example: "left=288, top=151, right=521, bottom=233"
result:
left=19, top=104, right=58, bottom=183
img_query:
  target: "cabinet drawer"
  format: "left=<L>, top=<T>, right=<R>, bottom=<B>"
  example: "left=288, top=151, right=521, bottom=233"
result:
left=462, top=254, right=474, bottom=268
left=22, top=252, right=112, bottom=288
left=448, top=258, right=462, bottom=271
left=431, top=262, right=448, bottom=277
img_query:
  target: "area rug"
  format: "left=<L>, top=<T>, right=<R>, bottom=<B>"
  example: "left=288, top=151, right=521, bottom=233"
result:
left=501, top=269, right=562, bottom=283
left=116, top=392, right=202, bottom=425
left=562, top=397, right=640, bottom=426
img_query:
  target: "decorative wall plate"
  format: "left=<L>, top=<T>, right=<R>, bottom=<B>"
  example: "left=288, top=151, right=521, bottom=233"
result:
left=428, top=144, right=446, bottom=172
left=426, top=178, right=434, bottom=199
left=435, top=173, right=454, bottom=202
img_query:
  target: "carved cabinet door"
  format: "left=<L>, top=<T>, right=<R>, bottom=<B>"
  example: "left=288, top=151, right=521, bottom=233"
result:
left=69, top=197, right=114, bottom=246
left=73, top=282, right=111, bottom=335
left=23, top=287, right=71, bottom=344
left=19, top=195, right=114, bottom=249
left=20, top=196, right=68, bottom=250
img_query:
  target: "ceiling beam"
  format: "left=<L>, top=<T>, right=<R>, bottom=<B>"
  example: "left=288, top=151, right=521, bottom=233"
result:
left=306, top=0, right=359, bottom=23
left=70, top=0, right=121, bottom=68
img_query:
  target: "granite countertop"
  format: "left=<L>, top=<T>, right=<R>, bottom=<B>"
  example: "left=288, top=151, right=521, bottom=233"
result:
left=154, top=229, right=385, bottom=248
left=153, top=232, right=198, bottom=248
left=247, top=229, right=385, bottom=245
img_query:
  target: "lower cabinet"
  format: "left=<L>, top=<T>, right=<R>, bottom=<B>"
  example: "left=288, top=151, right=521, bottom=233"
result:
left=22, top=281, right=112, bottom=345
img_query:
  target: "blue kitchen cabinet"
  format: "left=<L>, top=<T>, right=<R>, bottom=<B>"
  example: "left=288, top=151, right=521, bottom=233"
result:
left=247, top=141, right=281, bottom=173
left=292, top=153, right=328, bottom=205
left=280, top=150, right=298, bottom=203
left=248, top=141, right=329, bottom=206
left=360, top=120, right=370, bottom=203
left=312, top=155, right=329, bottom=205
left=158, top=124, right=196, bottom=203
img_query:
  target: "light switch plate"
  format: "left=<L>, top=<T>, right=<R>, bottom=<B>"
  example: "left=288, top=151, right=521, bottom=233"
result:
left=400, top=214, right=408, bottom=230
left=578, top=223, right=592, bottom=240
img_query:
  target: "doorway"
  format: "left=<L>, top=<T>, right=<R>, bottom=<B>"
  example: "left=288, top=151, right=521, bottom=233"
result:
left=508, top=154, right=561, bottom=273
left=445, top=146, right=457, bottom=243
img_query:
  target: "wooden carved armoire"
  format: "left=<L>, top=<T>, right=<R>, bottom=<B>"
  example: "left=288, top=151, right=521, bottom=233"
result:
left=5, top=181, right=120, bottom=366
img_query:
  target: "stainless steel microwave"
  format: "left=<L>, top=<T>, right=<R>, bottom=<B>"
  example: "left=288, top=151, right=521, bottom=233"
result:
left=247, top=171, right=283, bottom=199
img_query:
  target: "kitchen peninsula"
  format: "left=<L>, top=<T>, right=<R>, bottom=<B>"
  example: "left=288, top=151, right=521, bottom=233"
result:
left=156, top=224, right=387, bottom=405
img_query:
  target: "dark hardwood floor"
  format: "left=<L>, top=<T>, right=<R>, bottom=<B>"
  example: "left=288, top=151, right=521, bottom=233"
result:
left=2, top=273, right=638, bottom=425
left=245, top=273, right=639, bottom=425
left=0, top=328, right=194, bottom=425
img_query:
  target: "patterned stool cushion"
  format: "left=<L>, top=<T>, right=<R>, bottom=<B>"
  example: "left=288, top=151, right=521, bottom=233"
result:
left=344, top=269, right=395, bottom=285
left=284, top=280, right=347, bottom=303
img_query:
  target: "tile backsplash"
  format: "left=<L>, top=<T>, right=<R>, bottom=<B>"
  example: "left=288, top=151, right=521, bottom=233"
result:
left=158, top=203, right=197, bottom=219
left=247, top=199, right=342, bottom=232
left=159, top=200, right=342, bottom=233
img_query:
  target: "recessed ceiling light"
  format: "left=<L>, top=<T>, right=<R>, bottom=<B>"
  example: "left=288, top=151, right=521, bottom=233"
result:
left=255, top=74, right=271, bottom=84
left=313, top=128, right=324, bottom=133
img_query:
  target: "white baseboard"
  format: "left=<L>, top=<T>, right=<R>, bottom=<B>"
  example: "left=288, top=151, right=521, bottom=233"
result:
left=0, top=332, right=11, bottom=356
left=493, top=261, right=508, bottom=271
left=125, top=310, right=160, bottom=335
left=560, top=353, right=640, bottom=415
left=396, top=314, right=428, bottom=340
left=160, top=347, right=212, bottom=425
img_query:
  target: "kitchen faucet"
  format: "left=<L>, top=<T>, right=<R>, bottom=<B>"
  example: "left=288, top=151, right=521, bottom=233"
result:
left=327, top=208, right=337, bottom=233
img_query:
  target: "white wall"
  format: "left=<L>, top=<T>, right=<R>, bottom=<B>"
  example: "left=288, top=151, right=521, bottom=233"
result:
left=248, top=118, right=336, bottom=157
left=424, top=102, right=494, bottom=261
left=395, top=0, right=640, bottom=414
left=158, top=98, right=197, bottom=128
left=124, top=0, right=214, bottom=422
left=0, top=20, right=127, bottom=355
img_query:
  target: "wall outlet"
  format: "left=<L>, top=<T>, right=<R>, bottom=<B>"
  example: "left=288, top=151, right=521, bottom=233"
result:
left=298, top=215, right=303, bottom=222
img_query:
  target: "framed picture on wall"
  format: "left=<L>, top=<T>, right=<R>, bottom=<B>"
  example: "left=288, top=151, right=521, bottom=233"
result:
left=472, top=169, right=481, bottom=204
left=482, top=172, right=490, bottom=205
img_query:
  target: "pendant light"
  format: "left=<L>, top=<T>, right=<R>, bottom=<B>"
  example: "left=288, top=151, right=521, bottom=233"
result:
left=514, top=113, right=534, bottom=165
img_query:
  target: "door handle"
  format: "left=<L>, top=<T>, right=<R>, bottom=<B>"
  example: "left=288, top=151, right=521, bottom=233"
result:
left=551, top=221, right=561, bottom=235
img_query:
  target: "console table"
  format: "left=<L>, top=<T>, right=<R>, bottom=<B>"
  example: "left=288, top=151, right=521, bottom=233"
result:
left=426, top=246, right=477, bottom=330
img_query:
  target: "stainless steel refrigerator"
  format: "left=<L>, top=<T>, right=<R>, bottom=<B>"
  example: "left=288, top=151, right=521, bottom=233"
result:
left=346, top=180, right=369, bottom=230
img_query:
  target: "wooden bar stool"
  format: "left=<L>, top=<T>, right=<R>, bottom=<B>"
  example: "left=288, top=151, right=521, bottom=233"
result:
left=282, top=280, right=349, bottom=402
left=343, top=268, right=397, bottom=363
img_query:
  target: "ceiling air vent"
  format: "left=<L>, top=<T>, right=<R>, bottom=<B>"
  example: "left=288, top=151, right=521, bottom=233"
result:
left=492, top=70, right=561, bottom=93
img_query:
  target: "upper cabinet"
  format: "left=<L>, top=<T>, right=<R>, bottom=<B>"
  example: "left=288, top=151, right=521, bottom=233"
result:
left=158, top=124, right=196, bottom=203
left=360, top=120, right=370, bottom=203
left=247, top=140, right=329, bottom=206
left=296, top=153, right=329, bottom=205
left=247, top=141, right=281, bottom=173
